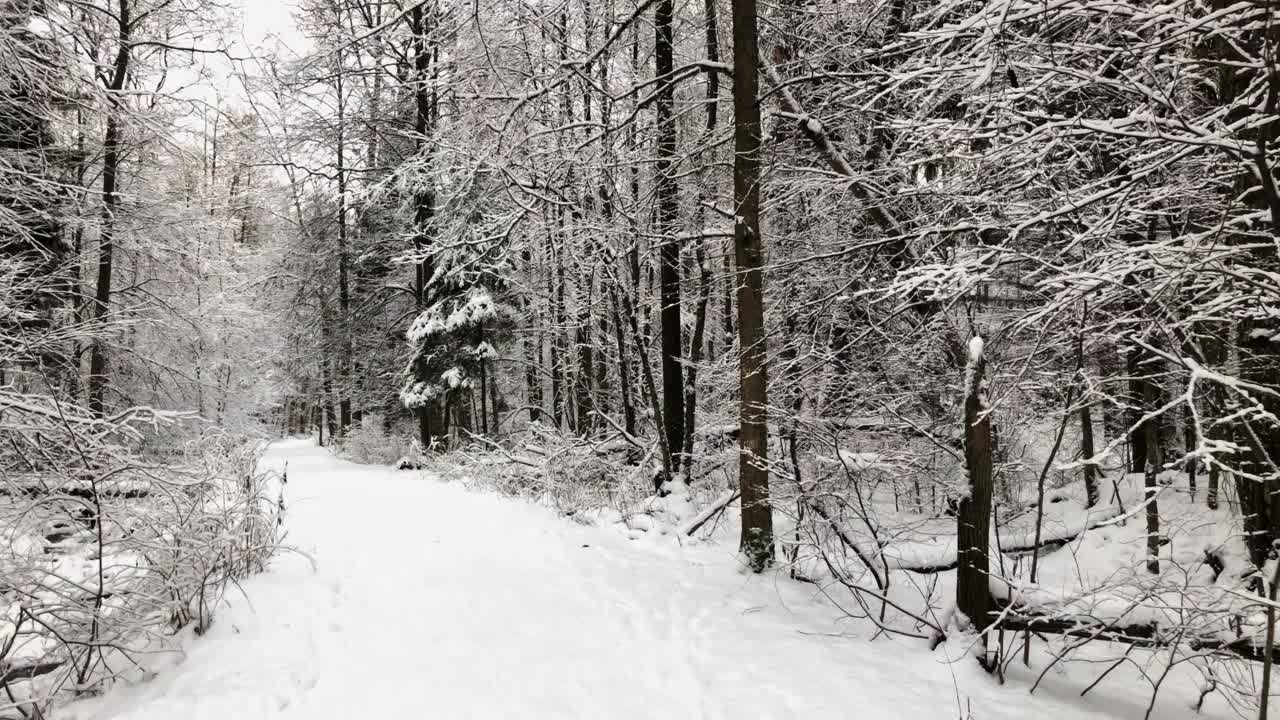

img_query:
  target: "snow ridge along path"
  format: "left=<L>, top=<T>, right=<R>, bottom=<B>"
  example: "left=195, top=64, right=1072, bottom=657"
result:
left=61, top=440, right=1209, bottom=720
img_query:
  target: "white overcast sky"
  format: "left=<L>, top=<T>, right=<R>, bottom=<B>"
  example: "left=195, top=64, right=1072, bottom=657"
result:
left=172, top=0, right=307, bottom=112
left=239, top=0, right=306, bottom=56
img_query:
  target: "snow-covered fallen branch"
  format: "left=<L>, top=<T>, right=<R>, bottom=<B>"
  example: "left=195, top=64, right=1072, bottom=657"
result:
left=679, top=489, right=738, bottom=536
left=990, top=598, right=1280, bottom=665
left=887, top=504, right=1122, bottom=573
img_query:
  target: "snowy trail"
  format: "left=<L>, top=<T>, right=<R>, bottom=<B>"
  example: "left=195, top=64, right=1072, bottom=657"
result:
left=62, top=440, right=1207, bottom=720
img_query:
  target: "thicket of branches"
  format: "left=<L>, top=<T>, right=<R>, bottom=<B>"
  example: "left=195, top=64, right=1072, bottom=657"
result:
left=1, top=1, right=285, bottom=715
left=259, top=0, right=1280, bottom=713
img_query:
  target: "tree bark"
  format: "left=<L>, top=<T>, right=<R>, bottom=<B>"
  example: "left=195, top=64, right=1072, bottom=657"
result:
left=957, top=338, right=994, bottom=650
left=411, top=4, right=438, bottom=449
left=1080, top=401, right=1101, bottom=508
left=335, top=47, right=353, bottom=435
left=655, top=0, right=685, bottom=473
left=678, top=0, right=720, bottom=472
left=1126, top=346, right=1150, bottom=474
left=1077, top=325, right=1101, bottom=508
left=87, top=0, right=132, bottom=417
left=732, top=0, right=774, bottom=571
left=1142, top=373, right=1163, bottom=574
left=1183, top=402, right=1197, bottom=498
left=1236, top=322, right=1280, bottom=571
left=681, top=241, right=712, bottom=471
left=610, top=289, right=638, bottom=436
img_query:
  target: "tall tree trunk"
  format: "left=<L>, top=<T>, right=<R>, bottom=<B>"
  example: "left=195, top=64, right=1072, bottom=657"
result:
left=622, top=290, right=674, bottom=485
left=655, top=0, right=685, bottom=473
left=957, top=337, right=994, bottom=655
left=1237, top=323, right=1280, bottom=571
left=521, top=249, right=543, bottom=424
left=67, top=107, right=87, bottom=401
left=575, top=270, right=596, bottom=436
left=611, top=289, right=638, bottom=436
left=732, top=0, right=774, bottom=571
left=411, top=4, right=437, bottom=449
left=551, top=221, right=566, bottom=429
left=1080, top=401, right=1101, bottom=508
left=681, top=241, right=712, bottom=470
left=1183, top=402, right=1197, bottom=498
left=527, top=338, right=543, bottom=424
left=1211, top=0, right=1280, bottom=572
left=1077, top=323, right=1100, bottom=508
left=1141, top=371, right=1163, bottom=574
left=87, top=0, right=132, bottom=417
left=322, top=356, right=337, bottom=443
left=479, top=352, right=489, bottom=435
left=676, top=0, right=721, bottom=472
left=336, top=48, right=353, bottom=435
left=1127, top=346, right=1150, bottom=474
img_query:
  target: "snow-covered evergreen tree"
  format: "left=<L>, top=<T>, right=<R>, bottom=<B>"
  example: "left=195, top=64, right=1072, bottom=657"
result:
left=399, top=164, right=515, bottom=443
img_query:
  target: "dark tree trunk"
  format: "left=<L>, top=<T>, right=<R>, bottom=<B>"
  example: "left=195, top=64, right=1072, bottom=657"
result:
left=1213, top=0, right=1280, bottom=570
left=1077, top=327, right=1100, bottom=508
left=526, top=334, right=543, bottom=424
left=681, top=242, right=712, bottom=471
left=479, top=355, right=489, bottom=435
left=1207, top=463, right=1221, bottom=510
left=731, top=0, right=774, bottom=571
left=1183, top=402, right=1197, bottom=498
left=611, top=289, right=638, bottom=436
left=490, top=358, right=501, bottom=433
left=550, top=218, right=566, bottom=429
left=1081, top=401, right=1101, bottom=508
left=524, top=246, right=543, bottom=424
left=322, top=360, right=337, bottom=443
left=1204, top=330, right=1228, bottom=511
left=411, top=4, right=438, bottom=449
left=676, top=0, right=720, bottom=472
left=335, top=49, right=353, bottom=436
left=1236, top=323, right=1280, bottom=571
left=957, top=338, right=994, bottom=648
left=722, top=243, right=734, bottom=362
left=440, top=392, right=453, bottom=444
left=575, top=273, right=595, bottom=436
left=703, top=0, right=720, bottom=130
left=87, top=0, right=132, bottom=417
left=1142, top=374, right=1163, bottom=574
left=655, top=0, right=685, bottom=472
left=557, top=278, right=569, bottom=430
left=1126, top=346, right=1150, bottom=474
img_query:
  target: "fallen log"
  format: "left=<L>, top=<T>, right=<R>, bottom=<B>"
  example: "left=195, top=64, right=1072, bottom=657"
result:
left=989, top=598, right=1280, bottom=665
left=889, top=505, right=1122, bottom=574
left=0, top=661, right=63, bottom=684
left=0, top=484, right=150, bottom=500
left=0, top=473, right=152, bottom=500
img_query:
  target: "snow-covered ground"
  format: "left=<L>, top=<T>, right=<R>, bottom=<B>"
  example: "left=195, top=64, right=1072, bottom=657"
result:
left=59, top=440, right=1227, bottom=719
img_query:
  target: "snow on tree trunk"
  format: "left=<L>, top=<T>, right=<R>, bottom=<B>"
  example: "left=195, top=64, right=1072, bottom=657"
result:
left=956, top=336, right=993, bottom=651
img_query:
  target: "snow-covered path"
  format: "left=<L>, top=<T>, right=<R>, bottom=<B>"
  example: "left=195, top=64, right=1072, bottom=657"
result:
left=62, top=440, right=1208, bottom=720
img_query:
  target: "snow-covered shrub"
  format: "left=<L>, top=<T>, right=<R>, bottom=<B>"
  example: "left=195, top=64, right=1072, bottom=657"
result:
left=425, top=423, right=739, bottom=533
left=0, top=392, right=281, bottom=713
left=338, top=422, right=413, bottom=466
left=541, top=447, right=632, bottom=509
